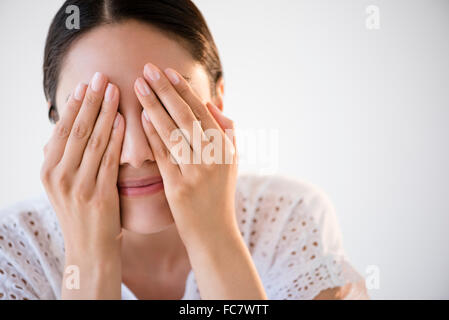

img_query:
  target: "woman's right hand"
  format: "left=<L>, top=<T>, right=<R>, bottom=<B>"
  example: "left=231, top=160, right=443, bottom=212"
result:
left=40, top=72, right=125, bottom=299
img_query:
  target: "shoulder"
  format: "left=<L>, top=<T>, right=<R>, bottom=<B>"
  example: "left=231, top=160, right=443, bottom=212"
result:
left=235, top=174, right=338, bottom=242
left=0, top=193, right=64, bottom=300
left=0, top=192, right=63, bottom=253
left=234, top=173, right=343, bottom=262
left=235, top=174, right=365, bottom=299
left=236, top=173, right=335, bottom=212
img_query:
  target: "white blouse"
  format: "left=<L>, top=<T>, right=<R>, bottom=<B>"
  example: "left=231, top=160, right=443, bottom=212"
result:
left=0, top=174, right=366, bottom=300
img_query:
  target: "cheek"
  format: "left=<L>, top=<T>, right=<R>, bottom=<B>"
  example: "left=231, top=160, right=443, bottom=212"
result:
left=54, top=92, right=65, bottom=116
left=191, top=83, right=211, bottom=103
left=189, top=66, right=213, bottom=103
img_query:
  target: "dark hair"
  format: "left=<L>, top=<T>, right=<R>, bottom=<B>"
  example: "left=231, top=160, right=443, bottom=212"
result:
left=43, top=0, right=223, bottom=123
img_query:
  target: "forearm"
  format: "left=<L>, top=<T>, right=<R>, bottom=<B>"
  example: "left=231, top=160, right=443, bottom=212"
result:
left=61, top=251, right=121, bottom=300
left=185, top=225, right=268, bottom=300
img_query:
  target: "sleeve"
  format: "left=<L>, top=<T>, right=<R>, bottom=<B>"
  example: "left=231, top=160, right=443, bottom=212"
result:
left=261, top=183, right=367, bottom=300
left=0, top=251, right=40, bottom=300
left=0, top=207, right=57, bottom=300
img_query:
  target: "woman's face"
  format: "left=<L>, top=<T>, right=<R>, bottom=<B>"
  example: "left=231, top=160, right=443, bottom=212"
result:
left=55, top=20, right=215, bottom=234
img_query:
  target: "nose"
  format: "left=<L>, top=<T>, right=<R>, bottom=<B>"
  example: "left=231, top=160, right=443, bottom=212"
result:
left=119, top=114, right=155, bottom=168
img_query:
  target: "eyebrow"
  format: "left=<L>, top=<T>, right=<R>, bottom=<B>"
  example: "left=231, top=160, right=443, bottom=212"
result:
left=65, top=74, right=191, bottom=102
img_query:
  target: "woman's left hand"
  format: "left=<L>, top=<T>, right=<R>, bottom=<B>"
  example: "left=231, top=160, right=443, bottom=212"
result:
left=134, top=63, right=267, bottom=299
left=134, top=63, right=239, bottom=248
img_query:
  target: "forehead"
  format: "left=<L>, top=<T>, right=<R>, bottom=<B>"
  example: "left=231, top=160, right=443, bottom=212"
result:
left=56, top=19, right=210, bottom=107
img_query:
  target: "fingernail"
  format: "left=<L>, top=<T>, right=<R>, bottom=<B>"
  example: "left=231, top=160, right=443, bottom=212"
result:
left=165, top=68, right=179, bottom=85
left=144, top=63, right=160, bottom=81
left=91, top=72, right=104, bottom=92
left=143, top=110, right=150, bottom=122
left=136, top=78, right=151, bottom=96
left=113, top=113, right=120, bottom=129
left=105, top=83, right=115, bottom=102
left=74, top=83, right=86, bottom=101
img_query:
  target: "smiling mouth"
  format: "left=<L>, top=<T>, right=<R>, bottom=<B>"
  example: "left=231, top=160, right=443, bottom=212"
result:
left=118, top=177, right=164, bottom=196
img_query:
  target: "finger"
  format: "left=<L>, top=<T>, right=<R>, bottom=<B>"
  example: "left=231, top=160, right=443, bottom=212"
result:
left=163, top=67, right=220, bottom=132
left=206, top=101, right=236, bottom=144
left=59, top=72, right=108, bottom=172
left=143, top=63, right=209, bottom=149
left=97, top=112, right=125, bottom=191
left=134, top=77, right=195, bottom=168
left=78, top=83, right=120, bottom=184
left=163, top=67, right=231, bottom=161
left=140, top=110, right=182, bottom=180
left=43, top=82, right=88, bottom=169
left=206, top=102, right=237, bottom=164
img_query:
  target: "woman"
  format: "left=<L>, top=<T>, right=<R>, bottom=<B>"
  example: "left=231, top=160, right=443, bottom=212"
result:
left=0, top=0, right=368, bottom=300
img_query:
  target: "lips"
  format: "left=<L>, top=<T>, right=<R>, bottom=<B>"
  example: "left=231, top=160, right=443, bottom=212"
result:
left=118, top=176, right=163, bottom=188
left=117, top=176, right=164, bottom=197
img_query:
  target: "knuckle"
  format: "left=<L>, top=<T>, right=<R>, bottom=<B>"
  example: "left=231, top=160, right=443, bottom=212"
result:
left=145, top=120, right=157, bottom=135
left=153, top=143, right=165, bottom=157
left=55, top=171, right=72, bottom=194
left=177, top=82, right=191, bottom=97
left=72, top=177, right=95, bottom=202
left=74, top=187, right=91, bottom=203
left=92, top=198, right=107, bottom=213
left=99, top=105, right=113, bottom=117
left=150, top=139, right=166, bottom=158
left=195, top=108, right=208, bottom=123
left=160, top=126, right=174, bottom=141
left=101, top=151, right=116, bottom=169
left=84, top=92, right=99, bottom=106
left=66, top=99, right=80, bottom=114
left=157, top=81, right=172, bottom=95
left=96, top=186, right=112, bottom=201
left=72, top=120, right=88, bottom=139
left=40, top=165, right=52, bottom=185
left=178, top=111, right=192, bottom=126
left=55, top=122, right=70, bottom=139
left=167, top=149, right=176, bottom=162
left=142, top=98, right=154, bottom=110
left=87, top=134, right=103, bottom=151
left=141, top=94, right=157, bottom=110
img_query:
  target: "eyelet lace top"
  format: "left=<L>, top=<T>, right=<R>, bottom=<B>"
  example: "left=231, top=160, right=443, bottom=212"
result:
left=0, top=174, right=366, bottom=300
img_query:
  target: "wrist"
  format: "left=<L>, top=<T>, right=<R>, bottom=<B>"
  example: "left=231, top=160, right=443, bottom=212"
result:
left=184, top=221, right=244, bottom=260
left=183, top=222, right=267, bottom=299
left=62, top=251, right=121, bottom=299
left=64, top=237, right=121, bottom=262
left=64, top=245, right=121, bottom=281
left=179, top=206, right=240, bottom=248
left=64, top=251, right=120, bottom=270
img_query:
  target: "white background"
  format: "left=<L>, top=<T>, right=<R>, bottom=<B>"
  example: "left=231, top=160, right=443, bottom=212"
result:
left=0, top=0, right=448, bottom=299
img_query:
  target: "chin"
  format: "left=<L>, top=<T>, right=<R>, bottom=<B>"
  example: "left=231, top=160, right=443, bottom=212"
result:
left=119, top=190, right=174, bottom=234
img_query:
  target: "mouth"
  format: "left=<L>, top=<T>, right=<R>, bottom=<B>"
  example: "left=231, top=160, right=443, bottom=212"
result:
left=117, top=176, right=164, bottom=197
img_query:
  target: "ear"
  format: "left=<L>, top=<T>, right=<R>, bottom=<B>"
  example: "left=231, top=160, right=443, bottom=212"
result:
left=212, top=76, right=224, bottom=112
left=47, top=100, right=59, bottom=124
